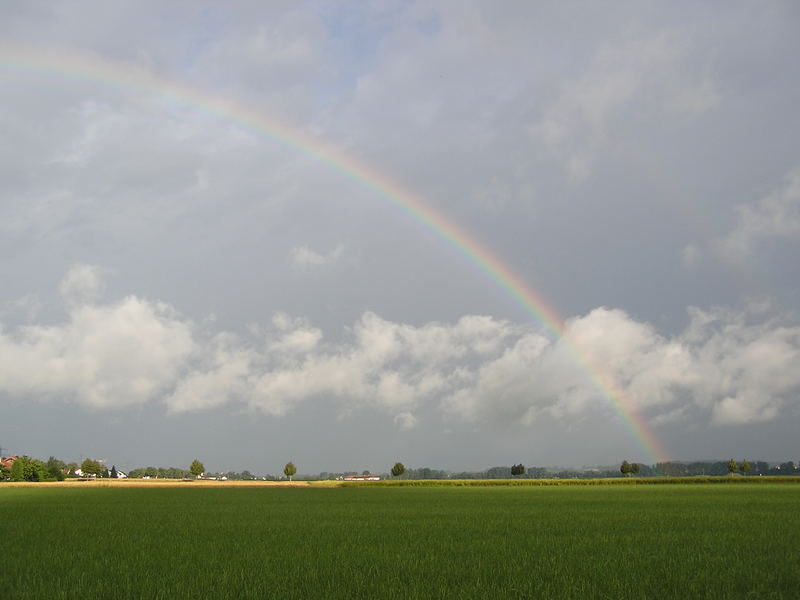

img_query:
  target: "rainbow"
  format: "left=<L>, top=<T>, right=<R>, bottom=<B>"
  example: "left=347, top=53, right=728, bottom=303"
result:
left=0, top=44, right=669, bottom=463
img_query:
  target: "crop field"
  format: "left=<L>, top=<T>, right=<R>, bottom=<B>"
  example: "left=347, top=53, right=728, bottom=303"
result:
left=2, top=484, right=798, bottom=599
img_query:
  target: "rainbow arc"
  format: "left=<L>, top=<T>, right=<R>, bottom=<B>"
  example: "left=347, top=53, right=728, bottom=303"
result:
left=0, top=44, right=669, bottom=463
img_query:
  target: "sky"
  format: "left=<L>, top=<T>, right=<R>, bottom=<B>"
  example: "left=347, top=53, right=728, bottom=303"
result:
left=1, top=1, right=799, bottom=475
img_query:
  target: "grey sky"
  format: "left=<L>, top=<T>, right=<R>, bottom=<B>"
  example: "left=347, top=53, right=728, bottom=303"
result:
left=1, top=1, right=799, bottom=474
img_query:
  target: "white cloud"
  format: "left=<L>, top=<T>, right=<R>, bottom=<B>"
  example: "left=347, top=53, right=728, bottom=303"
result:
left=291, top=244, right=344, bottom=268
left=2, top=268, right=799, bottom=432
left=164, top=333, right=253, bottom=413
left=681, top=306, right=800, bottom=425
left=268, top=313, right=322, bottom=355
left=442, top=306, right=800, bottom=429
left=0, top=296, right=194, bottom=409
left=713, top=167, right=800, bottom=263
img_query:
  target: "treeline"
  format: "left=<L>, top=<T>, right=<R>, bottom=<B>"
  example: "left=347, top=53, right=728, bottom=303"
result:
left=127, top=466, right=190, bottom=479
left=0, top=456, right=133, bottom=481
left=382, top=466, right=622, bottom=480
left=126, top=467, right=268, bottom=480
left=394, top=461, right=799, bottom=480
left=108, top=461, right=800, bottom=481
left=300, top=461, right=800, bottom=481
left=0, top=456, right=76, bottom=482
left=4, top=457, right=799, bottom=482
left=647, top=460, right=798, bottom=477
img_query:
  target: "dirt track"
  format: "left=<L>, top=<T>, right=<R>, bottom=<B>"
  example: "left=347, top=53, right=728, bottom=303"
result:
left=1, top=479, right=337, bottom=488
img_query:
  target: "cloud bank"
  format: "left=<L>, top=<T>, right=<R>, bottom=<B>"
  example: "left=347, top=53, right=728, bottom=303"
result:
left=1, top=267, right=798, bottom=432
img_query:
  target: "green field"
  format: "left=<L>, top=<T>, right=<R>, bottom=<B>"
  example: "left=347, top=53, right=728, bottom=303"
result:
left=2, top=485, right=798, bottom=599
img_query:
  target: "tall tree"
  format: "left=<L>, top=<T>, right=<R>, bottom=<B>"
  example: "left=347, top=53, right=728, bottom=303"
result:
left=727, top=459, right=738, bottom=474
left=45, top=456, right=67, bottom=481
left=739, top=460, right=751, bottom=475
left=630, top=463, right=640, bottom=476
left=10, top=457, right=25, bottom=481
left=80, top=459, right=105, bottom=478
left=110, top=465, right=118, bottom=479
left=189, top=459, right=205, bottom=478
left=620, top=460, right=631, bottom=476
left=391, top=462, right=405, bottom=477
left=510, top=464, right=525, bottom=477
left=11, top=456, right=47, bottom=482
left=284, top=462, right=297, bottom=481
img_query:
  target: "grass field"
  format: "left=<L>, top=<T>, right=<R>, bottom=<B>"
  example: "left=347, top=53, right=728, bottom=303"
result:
left=1, top=484, right=798, bottom=599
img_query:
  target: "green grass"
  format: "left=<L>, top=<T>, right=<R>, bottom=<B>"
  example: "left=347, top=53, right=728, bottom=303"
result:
left=1, top=485, right=798, bottom=599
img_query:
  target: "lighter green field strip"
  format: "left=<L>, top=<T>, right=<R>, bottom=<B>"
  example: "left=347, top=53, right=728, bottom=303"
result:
left=346, top=475, right=800, bottom=486
left=1, top=485, right=798, bottom=599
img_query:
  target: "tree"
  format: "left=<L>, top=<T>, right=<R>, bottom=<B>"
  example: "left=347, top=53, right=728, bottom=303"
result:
left=630, top=463, right=640, bottom=476
left=284, top=462, right=297, bottom=481
left=45, top=456, right=67, bottom=481
left=10, top=458, right=25, bottom=482
left=80, top=459, right=105, bottom=478
left=510, top=463, right=525, bottom=477
left=110, top=465, right=118, bottom=479
left=391, top=462, right=406, bottom=477
left=189, top=459, right=205, bottom=478
left=739, top=460, right=751, bottom=475
left=727, top=459, right=738, bottom=474
left=10, top=456, right=47, bottom=482
left=620, top=460, right=631, bottom=476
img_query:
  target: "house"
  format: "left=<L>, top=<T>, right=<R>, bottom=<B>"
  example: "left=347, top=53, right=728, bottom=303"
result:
left=343, top=474, right=381, bottom=481
left=0, top=456, right=18, bottom=470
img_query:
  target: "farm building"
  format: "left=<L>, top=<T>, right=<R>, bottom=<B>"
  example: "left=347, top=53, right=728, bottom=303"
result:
left=342, top=474, right=381, bottom=481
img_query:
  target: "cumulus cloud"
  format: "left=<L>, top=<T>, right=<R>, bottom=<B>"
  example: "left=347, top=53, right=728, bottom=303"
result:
left=0, top=287, right=194, bottom=409
left=291, top=244, right=344, bottom=268
left=153, top=304, right=800, bottom=429
left=681, top=306, right=800, bottom=425
left=2, top=268, right=799, bottom=431
left=164, top=333, right=253, bottom=413
left=236, top=312, right=519, bottom=421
